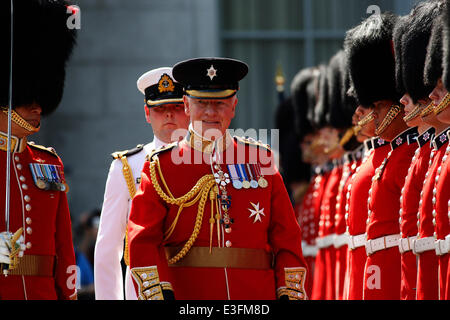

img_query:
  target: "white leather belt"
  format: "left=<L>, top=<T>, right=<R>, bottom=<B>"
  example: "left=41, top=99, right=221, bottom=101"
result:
left=412, top=236, right=435, bottom=255
left=334, top=233, right=349, bottom=249
left=315, top=234, right=336, bottom=249
left=435, top=238, right=449, bottom=256
left=398, top=236, right=417, bottom=254
left=348, top=233, right=366, bottom=250
left=365, top=234, right=400, bottom=256
left=301, top=241, right=319, bottom=257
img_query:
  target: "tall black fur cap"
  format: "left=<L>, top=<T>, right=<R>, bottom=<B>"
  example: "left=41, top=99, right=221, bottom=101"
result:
left=340, top=49, right=358, bottom=116
left=0, top=0, right=77, bottom=115
left=443, top=0, right=450, bottom=90
left=424, top=9, right=445, bottom=87
left=290, top=66, right=318, bottom=138
left=344, top=12, right=400, bottom=107
left=327, top=49, right=354, bottom=129
left=402, top=1, right=444, bottom=102
left=306, top=66, right=324, bottom=131
left=313, top=64, right=330, bottom=129
left=393, top=15, right=408, bottom=95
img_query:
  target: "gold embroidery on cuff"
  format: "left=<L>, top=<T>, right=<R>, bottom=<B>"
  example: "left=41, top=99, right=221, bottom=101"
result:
left=131, top=266, right=163, bottom=300
left=277, top=267, right=307, bottom=300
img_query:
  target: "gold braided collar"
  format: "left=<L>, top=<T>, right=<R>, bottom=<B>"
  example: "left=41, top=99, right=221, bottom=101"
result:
left=404, top=102, right=428, bottom=122
left=1, top=107, right=40, bottom=133
left=183, top=129, right=234, bottom=154
left=433, top=92, right=450, bottom=115
left=0, top=130, right=27, bottom=153
left=375, top=105, right=402, bottom=136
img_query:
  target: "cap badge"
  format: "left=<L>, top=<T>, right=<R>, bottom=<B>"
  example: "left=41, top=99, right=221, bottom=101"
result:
left=207, top=65, right=217, bottom=81
left=158, top=74, right=175, bottom=93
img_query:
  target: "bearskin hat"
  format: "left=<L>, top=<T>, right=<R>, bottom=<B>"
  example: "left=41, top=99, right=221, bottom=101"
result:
left=326, top=49, right=354, bottom=129
left=290, top=66, right=319, bottom=138
left=424, top=10, right=445, bottom=87
left=401, top=1, right=444, bottom=102
left=0, top=0, right=77, bottom=116
left=443, top=0, right=450, bottom=90
left=393, top=15, right=408, bottom=95
left=313, top=64, right=330, bottom=128
left=344, top=12, right=399, bottom=107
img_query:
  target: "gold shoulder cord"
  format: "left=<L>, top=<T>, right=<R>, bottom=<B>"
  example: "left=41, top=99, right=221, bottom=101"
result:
left=149, top=156, right=218, bottom=264
left=119, top=155, right=136, bottom=267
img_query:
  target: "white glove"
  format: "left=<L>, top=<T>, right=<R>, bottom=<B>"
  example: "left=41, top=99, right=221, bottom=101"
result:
left=0, top=231, right=25, bottom=265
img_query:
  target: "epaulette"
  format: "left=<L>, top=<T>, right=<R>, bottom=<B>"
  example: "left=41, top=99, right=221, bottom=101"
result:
left=111, top=144, right=144, bottom=160
left=146, top=142, right=178, bottom=162
left=233, top=136, right=271, bottom=151
left=27, top=141, right=59, bottom=157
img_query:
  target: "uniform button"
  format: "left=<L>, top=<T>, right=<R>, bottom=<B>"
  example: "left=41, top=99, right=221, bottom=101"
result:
left=432, top=219, right=436, bottom=226
left=25, top=204, right=31, bottom=211
left=366, top=218, right=370, bottom=224
left=22, top=184, right=28, bottom=190
left=14, top=156, right=19, bottom=161
left=19, top=176, right=25, bottom=182
left=398, top=217, right=402, bottom=224
left=140, top=273, right=147, bottom=280
left=26, top=242, right=32, bottom=249
left=26, top=227, right=32, bottom=235
left=432, top=209, right=436, bottom=217
left=345, top=213, right=349, bottom=220
left=225, top=240, right=232, bottom=247
left=24, top=195, right=30, bottom=202
left=26, top=217, right=32, bottom=225
left=16, top=164, right=22, bottom=170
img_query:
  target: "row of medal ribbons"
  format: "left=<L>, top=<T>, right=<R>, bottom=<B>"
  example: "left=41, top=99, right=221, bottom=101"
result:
left=29, top=163, right=67, bottom=192
left=226, top=163, right=268, bottom=190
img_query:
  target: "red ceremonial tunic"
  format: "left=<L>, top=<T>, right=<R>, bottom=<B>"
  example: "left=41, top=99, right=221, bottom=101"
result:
left=364, top=128, right=418, bottom=300
left=345, top=137, right=389, bottom=300
left=399, top=127, right=434, bottom=300
left=416, top=127, right=449, bottom=300
left=334, top=147, right=363, bottom=300
left=0, top=133, right=77, bottom=300
left=296, top=174, right=319, bottom=297
left=321, top=163, right=343, bottom=300
left=128, top=132, right=309, bottom=300
left=310, top=167, right=331, bottom=300
left=431, top=130, right=450, bottom=300
left=310, top=164, right=335, bottom=300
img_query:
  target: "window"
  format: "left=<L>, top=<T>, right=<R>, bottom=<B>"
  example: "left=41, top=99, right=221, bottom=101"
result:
left=220, top=0, right=404, bottom=132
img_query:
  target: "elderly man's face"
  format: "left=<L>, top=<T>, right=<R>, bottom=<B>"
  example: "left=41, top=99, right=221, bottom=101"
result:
left=184, top=95, right=237, bottom=140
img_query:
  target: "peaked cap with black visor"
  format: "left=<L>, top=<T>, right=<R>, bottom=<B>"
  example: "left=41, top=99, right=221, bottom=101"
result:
left=172, top=57, right=248, bottom=100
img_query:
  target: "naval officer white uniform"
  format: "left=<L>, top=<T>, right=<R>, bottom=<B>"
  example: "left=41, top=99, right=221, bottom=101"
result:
left=94, top=67, right=189, bottom=299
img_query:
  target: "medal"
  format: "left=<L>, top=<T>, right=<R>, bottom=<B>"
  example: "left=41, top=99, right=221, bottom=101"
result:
left=236, top=164, right=251, bottom=189
left=227, top=165, right=243, bottom=189
left=258, top=177, right=268, bottom=188
left=254, top=163, right=268, bottom=188
left=36, top=178, right=49, bottom=190
left=246, top=164, right=259, bottom=189
left=30, top=163, right=66, bottom=191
